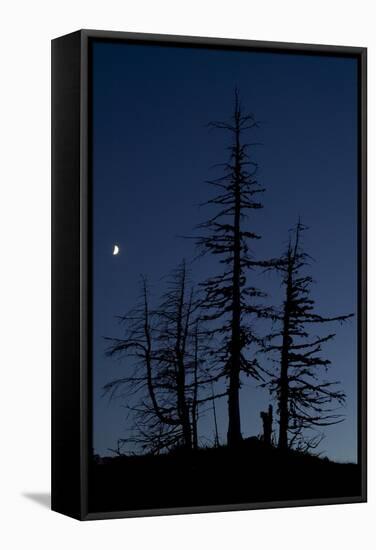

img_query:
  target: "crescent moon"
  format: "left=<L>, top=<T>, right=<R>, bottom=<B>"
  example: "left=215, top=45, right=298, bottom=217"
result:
left=113, top=244, right=120, bottom=255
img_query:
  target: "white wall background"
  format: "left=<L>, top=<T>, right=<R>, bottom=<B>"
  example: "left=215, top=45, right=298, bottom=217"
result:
left=0, top=1, right=374, bottom=547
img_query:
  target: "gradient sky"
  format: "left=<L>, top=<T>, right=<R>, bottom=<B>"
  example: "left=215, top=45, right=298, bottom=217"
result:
left=91, top=39, right=358, bottom=462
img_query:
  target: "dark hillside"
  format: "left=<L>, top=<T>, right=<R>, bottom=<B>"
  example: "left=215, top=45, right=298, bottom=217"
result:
left=89, top=439, right=360, bottom=513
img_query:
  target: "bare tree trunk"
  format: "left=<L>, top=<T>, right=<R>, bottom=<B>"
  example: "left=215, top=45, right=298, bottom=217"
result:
left=191, top=321, right=199, bottom=450
left=175, top=263, right=192, bottom=450
left=227, top=105, right=243, bottom=448
left=278, top=348, right=289, bottom=449
left=278, top=262, right=292, bottom=450
left=141, top=279, right=179, bottom=428
left=211, top=381, right=220, bottom=447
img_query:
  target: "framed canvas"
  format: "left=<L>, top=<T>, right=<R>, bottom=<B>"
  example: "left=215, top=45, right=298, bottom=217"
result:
left=51, top=29, right=367, bottom=520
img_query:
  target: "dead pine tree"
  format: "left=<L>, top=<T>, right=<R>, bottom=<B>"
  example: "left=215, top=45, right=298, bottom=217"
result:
left=196, top=89, right=272, bottom=448
left=155, top=260, right=225, bottom=451
left=191, top=319, right=200, bottom=450
left=103, top=263, right=213, bottom=454
left=103, top=276, right=185, bottom=453
left=263, top=221, right=354, bottom=452
left=155, top=260, right=197, bottom=450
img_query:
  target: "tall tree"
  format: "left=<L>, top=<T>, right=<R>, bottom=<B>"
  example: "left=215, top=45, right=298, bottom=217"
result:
left=155, top=261, right=196, bottom=450
left=103, top=263, right=213, bottom=454
left=263, top=222, right=353, bottom=451
left=196, top=90, right=270, bottom=447
left=103, top=276, right=182, bottom=453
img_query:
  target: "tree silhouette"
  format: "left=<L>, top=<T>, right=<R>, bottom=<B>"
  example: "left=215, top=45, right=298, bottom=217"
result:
left=103, top=262, right=214, bottom=454
left=262, top=222, right=354, bottom=451
left=154, top=261, right=198, bottom=450
left=103, top=276, right=180, bottom=453
left=196, top=89, right=271, bottom=447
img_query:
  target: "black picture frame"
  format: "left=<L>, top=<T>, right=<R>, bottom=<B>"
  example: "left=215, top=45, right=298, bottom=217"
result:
left=51, top=29, right=367, bottom=520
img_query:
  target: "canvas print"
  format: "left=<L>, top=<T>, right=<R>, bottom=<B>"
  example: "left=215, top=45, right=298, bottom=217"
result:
left=89, top=39, right=361, bottom=513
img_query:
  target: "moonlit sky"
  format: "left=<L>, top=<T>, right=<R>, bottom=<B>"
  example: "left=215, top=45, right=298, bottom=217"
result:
left=91, top=40, right=359, bottom=462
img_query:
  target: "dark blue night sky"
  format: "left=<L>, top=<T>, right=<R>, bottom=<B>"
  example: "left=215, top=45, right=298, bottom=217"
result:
left=91, top=40, right=358, bottom=462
